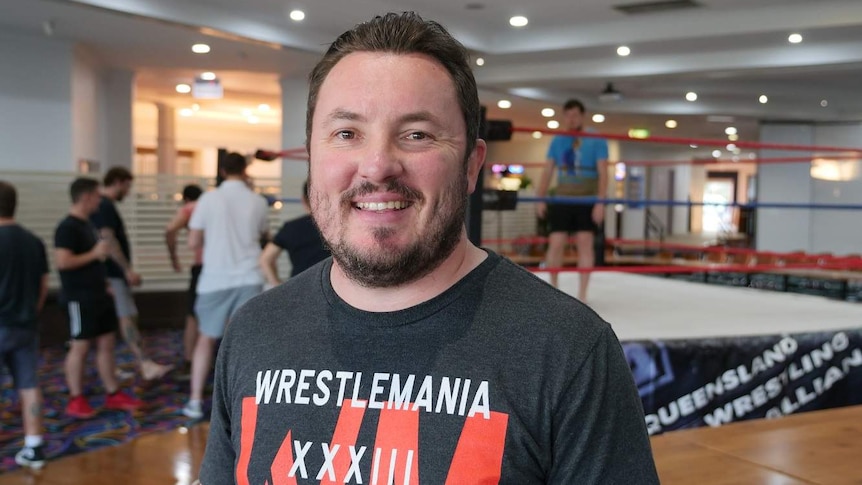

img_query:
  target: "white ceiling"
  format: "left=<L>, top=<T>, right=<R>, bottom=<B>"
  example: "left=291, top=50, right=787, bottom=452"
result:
left=2, top=0, right=862, bottom=148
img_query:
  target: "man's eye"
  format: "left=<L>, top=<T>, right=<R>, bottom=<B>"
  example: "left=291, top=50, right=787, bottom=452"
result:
left=407, top=132, right=428, bottom=140
left=336, top=130, right=355, bottom=140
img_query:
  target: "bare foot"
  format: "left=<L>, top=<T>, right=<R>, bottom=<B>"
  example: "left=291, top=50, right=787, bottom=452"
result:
left=141, top=360, right=174, bottom=381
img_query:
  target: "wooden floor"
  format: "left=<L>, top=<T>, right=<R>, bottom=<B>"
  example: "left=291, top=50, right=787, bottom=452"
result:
left=2, top=405, right=861, bottom=484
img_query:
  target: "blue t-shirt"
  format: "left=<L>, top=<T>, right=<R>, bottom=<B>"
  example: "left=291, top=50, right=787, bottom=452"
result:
left=546, top=133, right=608, bottom=186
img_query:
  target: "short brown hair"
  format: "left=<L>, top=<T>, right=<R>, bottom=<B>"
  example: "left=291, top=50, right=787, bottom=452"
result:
left=306, top=12, right=480, bottom=161
left=0, top=180, right=17, bottom=218
left=563, top=98, right=585, bottom=113
left=104, top=166, right=133, bottom=187
left=222, top=152, right=248, bottom=176
left=70, top=177, right=100, bottom=204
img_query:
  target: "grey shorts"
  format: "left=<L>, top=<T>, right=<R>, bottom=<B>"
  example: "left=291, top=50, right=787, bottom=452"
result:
left=0, top=327, right=39, bottom=390
left=108, top=277, right=138, bottom=318
left=194, top=285, right=261, bottom=338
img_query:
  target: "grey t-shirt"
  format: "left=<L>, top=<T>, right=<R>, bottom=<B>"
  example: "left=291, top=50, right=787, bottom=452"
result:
left=200, top=251, right=658, bottom=484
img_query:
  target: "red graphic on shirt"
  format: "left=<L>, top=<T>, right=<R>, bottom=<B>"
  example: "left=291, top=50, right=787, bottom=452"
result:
left=235, top=397, right=508, bottom=484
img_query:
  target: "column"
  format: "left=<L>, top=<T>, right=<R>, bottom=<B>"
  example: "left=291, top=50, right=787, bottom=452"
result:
left=104, top=68, right=135, bottom=171
left=279, top=75, right=310, bottom=221
left=156, top=102, right=176, bottom=174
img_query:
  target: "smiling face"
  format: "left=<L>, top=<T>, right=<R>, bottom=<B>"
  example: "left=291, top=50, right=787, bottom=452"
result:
left=308, top=51, right=485, bottom=288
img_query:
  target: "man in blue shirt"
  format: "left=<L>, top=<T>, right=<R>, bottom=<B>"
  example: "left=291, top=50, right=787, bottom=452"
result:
left=536, top=99, right=608, bottom=301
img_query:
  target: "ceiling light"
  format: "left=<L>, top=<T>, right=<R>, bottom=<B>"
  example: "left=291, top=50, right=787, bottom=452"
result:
left=728, top=134, right=739, bottom=141
left=258, top=103, right=270, bottom=112
left=248, top=116, right=260, bottom=124
left=665, top=119, right=678, bottom=129
left=179, top=108, right=193, bottom=117
left=547, top=120, right=560, bottom=129
left=497, top=100, right=512, bottom=109
left=685, top=92, right=698, bottom=102
left=531, top=131, right=543, bottom=139
left=616, top=46, right=631, bottom=57
left=509, top=16, right=528, bottom=27
left=200, top=72, right=216, bottom=81
left=191, top=43, right=210, bottom=54
left=712, top=150, right=721, bottom=158
left=788, top=33, right=802, bottom=44
left=690, top=144, right=698, bottom=149
left=241, top=108, right=253, bottom=116
left=628, top=128, right=649, bottom=139
left=191, top=103, right=200, bottom=111
left=592, top=114, right=605, bottom=123
left=541, top=108, right=555, bottom=117
left=726, top=143, right=737, bottom=151
left=820, top=99, right=828, bottom=107
left=475, top=57, right=485, bottom=66
left=289, top=10, right=305, bottom=21
left=759, top=95, right=768, bottom=104
left=176, top=83, right=191, bottom=94
left=725, top=126, right=737, bottom=135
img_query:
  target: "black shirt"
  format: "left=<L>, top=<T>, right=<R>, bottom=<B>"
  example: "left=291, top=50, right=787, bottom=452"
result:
left=90, top=196, right=130, bottom=278
left=272, top=214, right=330, bottom=277
left=0, top=224, right=48, bottom=329
left=54, top=215, right=108, bottom=302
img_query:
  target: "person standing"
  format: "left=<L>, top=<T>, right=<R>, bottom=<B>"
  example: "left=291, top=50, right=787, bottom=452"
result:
left=164, top=184, right=204, bottom=375
left=535, top=99, right=609, bottom=300
left=182, top=153, right=269, bottom=418
left=258, top=180, right=329, bottom=287
left=91, top=166, right=172, bottom=380
left=0, top=180, right=49, bottom=469
left=198, top=13, right=656, bottom=484
left=54, top=177, right=143, bottom=419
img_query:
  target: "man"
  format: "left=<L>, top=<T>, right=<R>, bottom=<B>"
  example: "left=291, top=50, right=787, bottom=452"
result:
left=535, top=99, right=609, bottom=300
left=0, top=181, right=49, bottom=468
left=259, top=180, right=329, bottom=287
left=54, top=177, right=143, bottom=419
left=199, top=13, right=657, bottom=484
left=165, top=184, right=204, bottom=375
left=183, top=153, right=269, bottom=419
left=91, top=167, right=172, bottom=380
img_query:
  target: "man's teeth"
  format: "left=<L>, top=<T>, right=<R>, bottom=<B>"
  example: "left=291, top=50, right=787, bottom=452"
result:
left=356, top=201, right=408, bottom=211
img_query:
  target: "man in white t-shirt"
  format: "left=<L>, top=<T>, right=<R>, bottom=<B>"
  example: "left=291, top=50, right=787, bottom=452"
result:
left=182, top=152, right=269, bottom=418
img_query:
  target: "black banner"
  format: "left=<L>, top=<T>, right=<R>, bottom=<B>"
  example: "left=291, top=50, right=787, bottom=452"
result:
left=623, top=327, right=862, bottom=435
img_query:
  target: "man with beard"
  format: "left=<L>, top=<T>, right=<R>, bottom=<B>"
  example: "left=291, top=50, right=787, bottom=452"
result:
left=198, top=12, right=658, bottom=485
left=92, top=167, right=173, bottom=381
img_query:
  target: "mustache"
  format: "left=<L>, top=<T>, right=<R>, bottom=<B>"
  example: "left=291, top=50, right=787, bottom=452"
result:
left=341, top=180, right=423, bottom=204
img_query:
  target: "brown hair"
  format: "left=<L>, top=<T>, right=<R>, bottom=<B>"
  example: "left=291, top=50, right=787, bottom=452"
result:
left=306, top=12, right=480, bottom=160
left=103, top=166, right=134, bottom=187
left=0, top=180, right=17, bottom=218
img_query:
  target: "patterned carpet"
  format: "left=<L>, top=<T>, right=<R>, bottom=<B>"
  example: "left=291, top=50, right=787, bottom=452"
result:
left=0, top=329, right=207, bottom=474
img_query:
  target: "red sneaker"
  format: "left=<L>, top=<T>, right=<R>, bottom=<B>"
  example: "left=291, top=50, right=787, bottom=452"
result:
left=105, top=391, right=144, bottom=411
left=66, top=395, right=96, bottom=419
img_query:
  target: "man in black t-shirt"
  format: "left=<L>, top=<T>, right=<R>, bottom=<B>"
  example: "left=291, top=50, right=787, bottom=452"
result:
left=54, top=177, right=143, bottom=419
left=259, top=181, right=330, bottom=287
left=0, top=181, right=49, bottom=469
left=91, top=167, right=172, bottom=381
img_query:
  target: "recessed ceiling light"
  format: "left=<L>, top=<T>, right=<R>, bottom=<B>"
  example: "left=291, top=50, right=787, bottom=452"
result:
left=531, top=131, right=543, bottom=139
left=712, top=150, right=722, bottom=158
left=176, top=83, right=191, bottom=94
left=248, top=115, right=260, bottom=124
left=690, top=144, right=698, bottom=149
left=727, top=143, right=737, bottom=151
left=475, top=57, right=485, bottom=66
left=820, top=99, right=828, bottom=107
left=289, top=10, right=305, bottom=21
left=592, top=114, right=605, bottom=123
left=788, top=33, right=803, bottom=44
left=725, top=127, right=737, bottom=135
left=191, top=43, right=210, bottom=54
left=541, top=108, right=555, bottom=117
left=191, top=103, right=200, bottom=111
left=258, top=103, right=270, bottom=112
left=728, top=134, right=739, bottom=141
left=547, top=120, right=560, bottom=129
left=497, top=100, right=512, bottom=109
left=509, top=16, right=528, bottom=27
left=665, top=119, right=678, bottom=129
left=616, top=46, right=631, bottom=57
left=179, top=108, right=193, bottom=117
left=200, top=72, right=216, bottom=81
left=759, top=95, right=768, bottom=104
left=685, top=92, right=698, bottom=102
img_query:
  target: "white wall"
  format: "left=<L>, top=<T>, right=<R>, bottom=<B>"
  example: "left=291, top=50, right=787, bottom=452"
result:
left=72, top=47, right=107, bottom=170
left=0, top=32, right=73, bottom=172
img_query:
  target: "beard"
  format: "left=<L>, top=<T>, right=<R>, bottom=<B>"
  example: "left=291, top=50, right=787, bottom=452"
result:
left=311, top=173, right=468, bottom=289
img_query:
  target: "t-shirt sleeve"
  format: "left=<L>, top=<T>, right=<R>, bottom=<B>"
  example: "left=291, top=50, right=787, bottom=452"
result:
left=90, top=199, right=117, bottom=231
left=272, top=221, right=291, bottom=249
left=547, top=325, right=660, bottom=484
left=597, top=138, right=609, bottom=161
left=546, top=136, right=563, bottom=161
left=54, top=222, right=78, bottom=252
left=199, top=335, right=237, bottom=485
left=38, top=238, right=48, bottom=275
left=188, top=195, right=208, bottom=231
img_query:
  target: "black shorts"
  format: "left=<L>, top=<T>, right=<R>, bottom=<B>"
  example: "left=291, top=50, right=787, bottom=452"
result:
left=188, top=264, right=203, bottom=316
left=64, top=295, right=119, bottom=340
left=547, top=202, right=597, bottom=234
